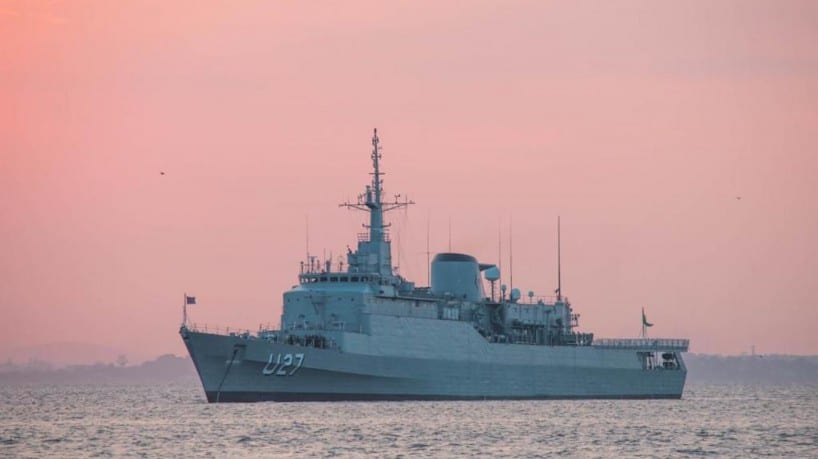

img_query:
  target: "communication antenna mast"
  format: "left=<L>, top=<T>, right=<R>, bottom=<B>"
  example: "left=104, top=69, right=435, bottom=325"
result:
left=498, top=221, right=503, bottom=291
left=448, top=217, right=452, bottom=251
left=426, top=213, right=431, bottom=286
left=306, top=215, right=310, bottom=267
left=557, top=216, right=562, bottom=302
left=509, top=217, right=514, bottom=291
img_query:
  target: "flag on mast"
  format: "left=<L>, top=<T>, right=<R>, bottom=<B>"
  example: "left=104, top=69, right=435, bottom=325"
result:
left=642, top=307, right=653, bottom=327
left=182, top=294, right=196, bottom=327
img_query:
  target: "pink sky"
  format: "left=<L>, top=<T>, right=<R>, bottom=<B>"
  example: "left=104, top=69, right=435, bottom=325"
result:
left=2, top=1, right=817, bottom=362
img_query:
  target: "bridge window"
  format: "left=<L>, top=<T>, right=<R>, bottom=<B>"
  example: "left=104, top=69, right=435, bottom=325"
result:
left=351, top=276, right=359, bottom=282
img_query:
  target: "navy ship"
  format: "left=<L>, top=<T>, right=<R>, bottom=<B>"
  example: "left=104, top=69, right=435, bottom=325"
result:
left=180, top=129, right=689, bottom=402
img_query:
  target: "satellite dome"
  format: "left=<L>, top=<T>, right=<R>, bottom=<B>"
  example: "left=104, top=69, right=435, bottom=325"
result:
left=484, top=266, right=500, bottom=282
left=510, top=288, right=521, bottom=302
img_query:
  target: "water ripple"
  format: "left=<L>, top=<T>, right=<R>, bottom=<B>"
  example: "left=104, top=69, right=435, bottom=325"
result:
left=0, top=383, right=815, bottom=458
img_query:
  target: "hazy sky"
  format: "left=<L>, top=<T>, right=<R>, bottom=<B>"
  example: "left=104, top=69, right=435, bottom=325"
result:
left=2, top=1, right=817, bottom=362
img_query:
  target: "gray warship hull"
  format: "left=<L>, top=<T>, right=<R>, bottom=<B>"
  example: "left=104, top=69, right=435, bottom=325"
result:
left=181, top=315, right=687, bottom=402
left=180, top=129, right=689, bottom=403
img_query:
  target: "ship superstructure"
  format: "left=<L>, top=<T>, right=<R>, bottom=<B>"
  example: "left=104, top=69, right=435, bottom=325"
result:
left=180, top=130, right=689, bottom=402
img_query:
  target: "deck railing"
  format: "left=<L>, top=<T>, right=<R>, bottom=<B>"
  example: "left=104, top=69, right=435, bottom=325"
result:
left=593, top=338, right=689, bottom=351
left=183, top=323, right=341, bottom=350
left=183, top=323, right=271, bottom=337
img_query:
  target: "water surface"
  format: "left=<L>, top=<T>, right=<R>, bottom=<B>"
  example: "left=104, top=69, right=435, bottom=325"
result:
left=1, top=383, right=815, bottom=457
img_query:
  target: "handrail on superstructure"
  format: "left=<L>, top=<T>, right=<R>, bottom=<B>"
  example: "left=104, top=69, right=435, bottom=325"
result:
left=182, top=323, right=342, bottom=350
left=513, top=294, right=569, bottom=305
left=592, top=338, right=689, bottom=351
left=184, top=323, right=256, bottom=336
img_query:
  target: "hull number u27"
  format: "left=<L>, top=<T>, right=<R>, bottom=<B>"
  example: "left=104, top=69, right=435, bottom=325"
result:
left=263, top=353, right=304, bottom=376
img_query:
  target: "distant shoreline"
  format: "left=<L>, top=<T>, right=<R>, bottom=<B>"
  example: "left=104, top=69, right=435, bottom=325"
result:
left=683, top=353, right=818, bottom=385
left=0, top=354, right=198, bottom=385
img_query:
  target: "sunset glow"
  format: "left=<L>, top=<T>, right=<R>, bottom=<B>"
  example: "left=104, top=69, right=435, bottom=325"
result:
left=2, top=1, right=817, bottom=363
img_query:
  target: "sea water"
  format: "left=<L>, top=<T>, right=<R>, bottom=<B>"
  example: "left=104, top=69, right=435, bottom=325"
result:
left=1, top=383, right=816, bottom=458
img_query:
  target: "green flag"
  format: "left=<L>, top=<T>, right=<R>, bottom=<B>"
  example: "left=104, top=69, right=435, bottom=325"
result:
left=642, top=308, right=653, bottom=327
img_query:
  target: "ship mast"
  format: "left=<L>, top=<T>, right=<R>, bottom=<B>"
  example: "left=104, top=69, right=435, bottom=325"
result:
left=341, top=129, right=414, bottom=278
left=370, top=129, right=385, bottom=243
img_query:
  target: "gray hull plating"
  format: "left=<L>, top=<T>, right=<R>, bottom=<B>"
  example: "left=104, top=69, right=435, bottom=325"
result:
left=181, top=318, right=686, bottom=402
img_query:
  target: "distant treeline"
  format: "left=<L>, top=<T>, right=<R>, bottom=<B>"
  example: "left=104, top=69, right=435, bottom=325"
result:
left=1, top=353, right=816, bottom=386
left=0, top=354, right=198, bottom=385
